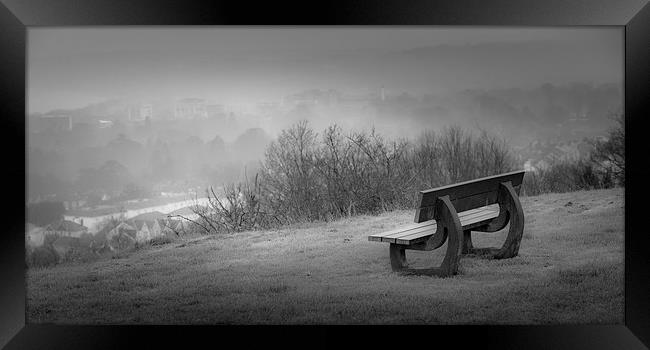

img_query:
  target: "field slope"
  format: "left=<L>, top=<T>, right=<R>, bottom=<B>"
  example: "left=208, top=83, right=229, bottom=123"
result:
left=27, top=188, right=624, bottom=324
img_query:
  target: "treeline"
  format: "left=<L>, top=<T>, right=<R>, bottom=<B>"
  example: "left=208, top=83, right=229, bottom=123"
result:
left=521, top=115, right=624, bottom=196
left=190, top=121, right=515, bottom=233
left=190, top=117, right=624, bottom=235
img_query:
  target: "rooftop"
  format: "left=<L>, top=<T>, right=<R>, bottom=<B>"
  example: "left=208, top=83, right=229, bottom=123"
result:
left=47, top=220, right=88, bottom=232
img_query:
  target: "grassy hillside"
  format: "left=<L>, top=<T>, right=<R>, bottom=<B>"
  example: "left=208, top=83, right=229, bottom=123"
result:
left=27, top=188, right=624, bottom=324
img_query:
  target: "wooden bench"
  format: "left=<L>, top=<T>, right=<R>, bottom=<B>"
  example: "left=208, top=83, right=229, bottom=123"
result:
left=368, top=170, right=526, bottom=277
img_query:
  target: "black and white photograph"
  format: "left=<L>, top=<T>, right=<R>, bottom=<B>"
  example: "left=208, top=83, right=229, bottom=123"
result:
left=25, top=27, right=624, bottom=325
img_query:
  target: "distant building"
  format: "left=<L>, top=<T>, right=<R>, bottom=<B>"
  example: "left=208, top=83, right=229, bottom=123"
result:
left=44, top=219, right=88, bottom=238
left=127, top=103, right=154, bottom=122
left=62, top=198, right=87, bottom=211
left=206, top=104, right=226, bottom=118
left=93, top=221, right=137, bottom=252
left=132, top=220, right=153, bottom=242
left=140, top=104, right=153, bottom=120
left=174, top=98, right=208, bottom=120
left=135, top=215, right=185, bottom=240
left=98, top=120, right=114, bottom=128
left=89, top=212, right=183, bottom=251
left=130, top=211, right=185, bottom=238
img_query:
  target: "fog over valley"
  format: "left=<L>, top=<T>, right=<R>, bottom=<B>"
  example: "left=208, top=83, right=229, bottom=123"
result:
left=27, top=27, right=622, bottom=221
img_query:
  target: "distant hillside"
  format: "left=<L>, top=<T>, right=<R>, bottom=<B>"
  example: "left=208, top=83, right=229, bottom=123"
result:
left=273, top=83, right=621, bottom=148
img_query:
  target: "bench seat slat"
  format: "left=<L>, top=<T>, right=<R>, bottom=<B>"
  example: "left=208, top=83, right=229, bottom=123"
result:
left=395, top=210, right=499, bottom=245
left=376, top=206, right=496, bottom=239
left=373, top=206, right=490, bottom=239
left=462, top=208, right=499, bottom=226
left=369, top=207, right=487, bottom=242
left=368, top=220, right=435, bottom=240
left=370, top=205, right=497, bottom=241
left=393, top=208, right=499, bottom=245
left=369, top=205, right=499, bottom=245
left=395, top=208, right=497, bottom=241
left=380, top=223, right=437, bottom=243
left=389, top=207, right=495, bottom=241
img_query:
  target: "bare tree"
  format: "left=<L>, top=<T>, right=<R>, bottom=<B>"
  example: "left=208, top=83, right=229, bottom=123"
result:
left=591, top=114, right=624, bottom=186
left=194, top=121, right=520, bottom=231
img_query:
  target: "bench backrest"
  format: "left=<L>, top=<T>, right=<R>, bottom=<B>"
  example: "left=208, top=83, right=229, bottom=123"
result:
left=414, top=170, right=526, bottom=223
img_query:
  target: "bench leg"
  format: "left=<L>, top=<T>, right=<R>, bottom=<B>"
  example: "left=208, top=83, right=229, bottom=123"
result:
left=461, top=229, right=473, bottom=254
left=470, top=181, right=525, bottom=259
left=399, top=195, right=464, bottom=277
left=389, top=244, right=407, bottom=271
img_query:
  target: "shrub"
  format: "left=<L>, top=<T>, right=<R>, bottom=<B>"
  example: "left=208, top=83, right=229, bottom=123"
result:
left=190, top=172, right=279, bottom=234
left=135, top=235, right=174, bottom=249
left=27, top=245, right=59, bottom=268
left=109, top=233, right=136, bottom=251
left=61, top=246, right=98, bottom=264
left=149, top=235, right=174, bottom=246
left=261, top=120, right=323, bottom=222
left=299, top=126, right=415, bottom=217
left=521, top=158, right=610, bottom=196
left=590, top=114, right=624, bottom=186
left=412, top=126, right=514, bottom=188
left=520, top=115, right=623, bottom=196
left=110, top=248, right=134, bottom=260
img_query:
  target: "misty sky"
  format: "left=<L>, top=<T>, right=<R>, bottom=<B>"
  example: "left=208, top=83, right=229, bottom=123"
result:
left=28, top=27, right=622, bottom=114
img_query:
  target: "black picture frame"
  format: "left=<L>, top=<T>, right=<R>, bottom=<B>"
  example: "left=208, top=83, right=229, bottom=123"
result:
left=1, top=0, right=649, bottom=348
